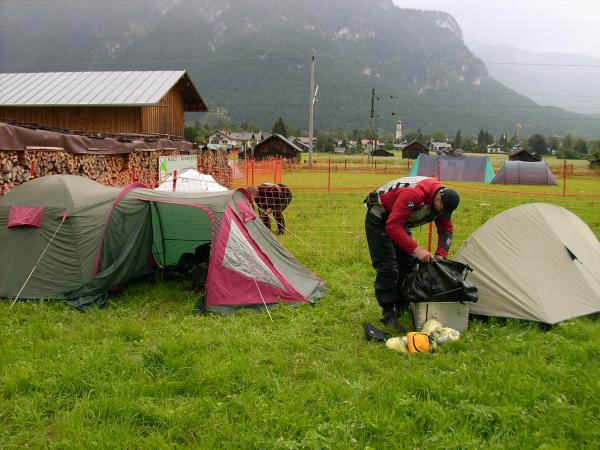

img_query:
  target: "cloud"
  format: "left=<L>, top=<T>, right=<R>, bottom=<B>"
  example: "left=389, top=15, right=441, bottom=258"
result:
left=392, top=0, right=600, bottom=57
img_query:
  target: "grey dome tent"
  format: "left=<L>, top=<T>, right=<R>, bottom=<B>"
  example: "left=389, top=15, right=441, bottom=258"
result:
left=455, top=203, right=600, bottom=324
left=409, top=154, right=494, bottom=183
left=491, top=160, right=558, bottom=185
left=0, top=175, right=326, bottom=312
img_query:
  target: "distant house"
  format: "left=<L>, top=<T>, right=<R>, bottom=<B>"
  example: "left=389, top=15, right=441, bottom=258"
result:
left=208, top=131, right=237, bottom=147
left=252, top=134, right=303, bottom=161
left=509, top=148, right=541, bottom=162
left=487, top=143, right=505, bottom=154
left=402, top=140, right=429, bottom=160
left=431, top=141, right=453, bottom=155
left=333, top=147, right=347, bottom=154
left=293, top=138, right=311, bottom=151
left=0, top=71, right=206, bottom=137
left=208, top=130, right=268, bottom=151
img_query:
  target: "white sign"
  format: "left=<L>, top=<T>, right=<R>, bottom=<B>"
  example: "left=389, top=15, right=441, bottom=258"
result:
left=158, top=155, right=198, bottom=182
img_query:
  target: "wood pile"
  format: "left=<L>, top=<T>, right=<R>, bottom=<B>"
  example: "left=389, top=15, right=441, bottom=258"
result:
left=1, top=148, right=231, bottom=196
left=196, top=149, right=231, bottom=187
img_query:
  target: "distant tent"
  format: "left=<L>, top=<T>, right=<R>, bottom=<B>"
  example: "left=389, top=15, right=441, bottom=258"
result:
left=455, top=203, right=600, bottom=324
left=409, top=154, right=495, bottom=183
left=156, top=169, right=228, bottom=192
left=491, top=160, right=558, bottom=185
left=0, top=175, right=326, bottom=312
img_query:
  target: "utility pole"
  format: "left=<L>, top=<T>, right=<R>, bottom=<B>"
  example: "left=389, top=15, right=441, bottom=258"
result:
left=308, top=56, right=316, bottom=168
left=368, top=88, right=377, bottom=162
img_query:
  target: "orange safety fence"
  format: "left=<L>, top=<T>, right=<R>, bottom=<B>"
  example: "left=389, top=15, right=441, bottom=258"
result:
left=234, top=161, right=599, bottom=278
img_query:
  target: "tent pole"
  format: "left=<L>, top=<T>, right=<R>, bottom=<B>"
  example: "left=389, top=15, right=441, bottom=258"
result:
left=10, top=211, right=68, bottom=310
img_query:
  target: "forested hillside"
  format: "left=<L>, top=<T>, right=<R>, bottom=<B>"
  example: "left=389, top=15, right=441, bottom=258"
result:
left=1, top=0, right=598, bottom=136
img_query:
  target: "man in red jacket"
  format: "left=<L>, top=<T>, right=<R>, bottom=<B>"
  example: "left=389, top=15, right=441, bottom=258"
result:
left=364, top=176, right=460, bottom=330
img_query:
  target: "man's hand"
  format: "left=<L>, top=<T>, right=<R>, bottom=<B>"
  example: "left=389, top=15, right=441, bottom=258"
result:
left=413, top=247, right=435, bottom=263
left=434, top=254, right=444, bottom=261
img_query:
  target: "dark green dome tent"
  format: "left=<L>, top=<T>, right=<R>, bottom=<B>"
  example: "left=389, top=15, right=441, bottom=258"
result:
left=0, top=175, right=325, bottom=312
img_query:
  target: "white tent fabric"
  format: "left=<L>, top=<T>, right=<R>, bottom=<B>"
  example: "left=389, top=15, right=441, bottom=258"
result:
left=455, top=203, right=600, bottom=324
left=228, top=160, right=244, bottom=180
left=155, top=169, right=228, bottom=192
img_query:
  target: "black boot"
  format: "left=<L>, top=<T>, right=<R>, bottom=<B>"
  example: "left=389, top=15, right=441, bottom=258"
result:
left=380, top=309, right=402, bottom=331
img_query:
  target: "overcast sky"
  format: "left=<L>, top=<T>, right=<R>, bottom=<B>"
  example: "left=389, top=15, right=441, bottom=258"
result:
left=392, top=0, right=600, bottom=58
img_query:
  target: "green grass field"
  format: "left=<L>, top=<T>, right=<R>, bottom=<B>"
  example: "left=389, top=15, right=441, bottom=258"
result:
left=2, top=169, right=600, bottom=448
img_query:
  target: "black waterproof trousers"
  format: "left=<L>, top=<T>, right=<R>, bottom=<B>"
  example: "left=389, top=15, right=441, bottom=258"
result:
left=365, top=208, right=417, bottom=314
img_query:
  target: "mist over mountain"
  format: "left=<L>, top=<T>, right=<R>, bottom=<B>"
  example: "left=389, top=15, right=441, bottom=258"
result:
left=1, top=0, right=598, bottom=136
left=474, top=45, right=600, bottom=115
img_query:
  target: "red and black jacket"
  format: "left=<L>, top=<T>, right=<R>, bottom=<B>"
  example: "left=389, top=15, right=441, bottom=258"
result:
left=377, top=177, right=454, bottom=258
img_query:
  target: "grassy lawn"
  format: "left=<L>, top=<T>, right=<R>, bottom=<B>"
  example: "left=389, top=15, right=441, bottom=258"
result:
left=2, top=169, right=600, bottom=448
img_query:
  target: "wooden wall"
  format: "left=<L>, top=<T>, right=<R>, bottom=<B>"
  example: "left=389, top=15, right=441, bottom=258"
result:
left=141, top=84, right=185, bottom=137
left=253, top=139, right=299, bottom=161
left=0, top=106, right=142, bottom=134
left=0, top=83, right=187, bottom=137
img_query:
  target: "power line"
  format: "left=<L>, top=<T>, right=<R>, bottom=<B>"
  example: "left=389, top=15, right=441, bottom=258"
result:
left=487, top=61, right=600, bottom=68
left=201, top=83, right=600, bottom=100
left=2, top=53, right=599, bottom=68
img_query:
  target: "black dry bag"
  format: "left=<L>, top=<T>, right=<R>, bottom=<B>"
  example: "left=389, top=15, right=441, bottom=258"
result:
left=401, top=259, right=478, bottom=304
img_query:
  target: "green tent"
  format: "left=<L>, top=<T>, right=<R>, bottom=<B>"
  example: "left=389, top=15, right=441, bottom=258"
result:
left=409, top=154, right=495, bottom=183
left=0, top=175, right=325, bottom=311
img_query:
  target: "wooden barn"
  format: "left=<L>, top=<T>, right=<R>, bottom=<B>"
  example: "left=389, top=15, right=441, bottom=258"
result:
left=509, top=148, right=541, bottom=162
left=252, top=134, right=302, bottom=161
left=0, top=71, right=206, bottom=137
left=402, top=140, right=429, bottom=159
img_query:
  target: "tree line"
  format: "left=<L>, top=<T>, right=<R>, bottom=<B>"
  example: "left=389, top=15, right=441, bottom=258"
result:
left=184, top=118, right=600, bottom=160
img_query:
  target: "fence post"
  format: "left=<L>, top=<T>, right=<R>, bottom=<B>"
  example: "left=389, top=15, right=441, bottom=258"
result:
left=562, top=159, right=567, bottom=196
left=172, top=170, right=177, bottom=192
left=274, top=157, right=278, bottom=183
left=29, top=159, right=36, bottom=180
left=328, top=158, right=331, bottom=192
left=427, top=159, right=442, bottom=252
left=251, top=159, right=255, bottom=185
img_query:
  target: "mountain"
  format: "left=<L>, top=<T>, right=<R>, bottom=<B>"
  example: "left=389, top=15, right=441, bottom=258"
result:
left=1, top=0, right=599, bottom=137
left=473, top=45, right=600, bottom=115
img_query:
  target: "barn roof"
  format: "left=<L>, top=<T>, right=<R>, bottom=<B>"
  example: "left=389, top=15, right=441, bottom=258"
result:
left=256, top=134, right=304, bottom=153
left=0, top=71, right=207, bottom=111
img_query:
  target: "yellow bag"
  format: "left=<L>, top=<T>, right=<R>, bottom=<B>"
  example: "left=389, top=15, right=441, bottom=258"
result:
left=406, top=332, right=431, bottom=353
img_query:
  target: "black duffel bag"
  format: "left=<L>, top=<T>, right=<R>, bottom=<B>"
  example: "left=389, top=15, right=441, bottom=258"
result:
left=401, top=259, right=478, bottom=304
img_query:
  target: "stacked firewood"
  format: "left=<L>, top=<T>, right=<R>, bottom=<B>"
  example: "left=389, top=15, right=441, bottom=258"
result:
left=196, top=149, right=231, bottom=187
left=1, top=148, right=232, bottom=195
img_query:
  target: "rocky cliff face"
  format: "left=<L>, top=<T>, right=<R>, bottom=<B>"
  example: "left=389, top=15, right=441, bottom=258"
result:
left=1, top=0, right=597, bottom=135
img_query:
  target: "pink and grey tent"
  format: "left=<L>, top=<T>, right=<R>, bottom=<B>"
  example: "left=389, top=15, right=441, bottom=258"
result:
left=491, top=160, right=558, bottom=185
left=0, top=175, right=325, bottom=312
left=409, top=154, right=495, bottom=183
